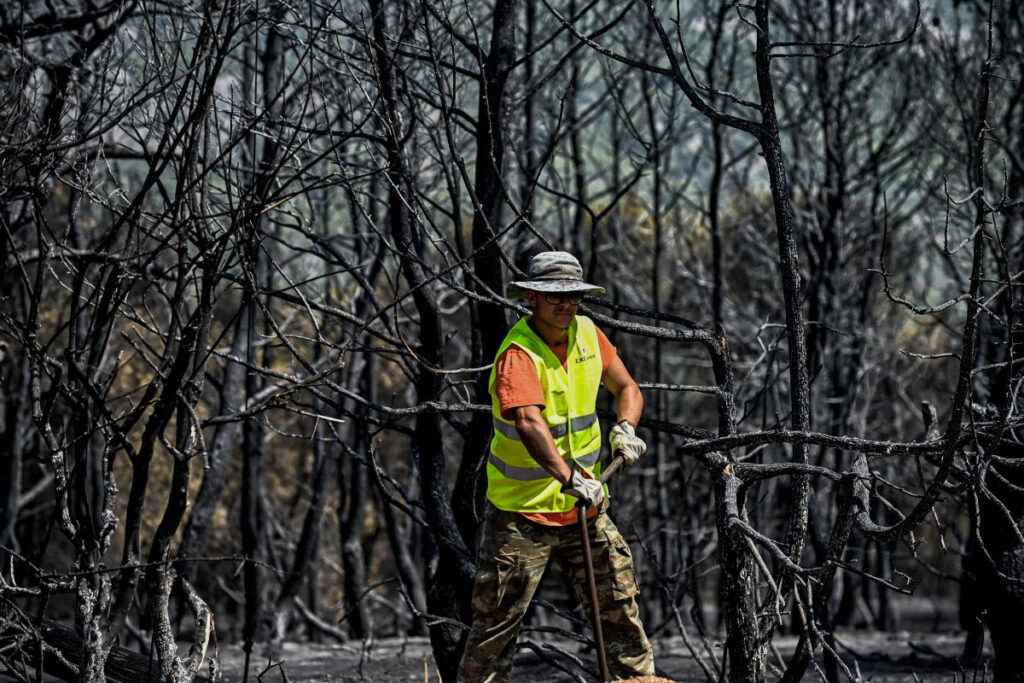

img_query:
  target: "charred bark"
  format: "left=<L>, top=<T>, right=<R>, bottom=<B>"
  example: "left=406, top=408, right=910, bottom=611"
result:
left=339, top=363, right=372, bottom=638
left=0, top=350, right=29, bottom=564
left=715, top=474, right=764, bottom=682
left=175, top=310, right=248, bottom=615
left=146, top=256, right=217, bottom=678
left=963, top=6, right=1024, bottom=677
left=367, top=1, right=475, bottom=676
left=35, top=618, right=211, bottom=683
left=454, top=0, right=515, bottom=549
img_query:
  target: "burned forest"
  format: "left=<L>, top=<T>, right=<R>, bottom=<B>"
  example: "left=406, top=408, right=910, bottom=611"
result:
left=1, top=0, right=1023, bottom=681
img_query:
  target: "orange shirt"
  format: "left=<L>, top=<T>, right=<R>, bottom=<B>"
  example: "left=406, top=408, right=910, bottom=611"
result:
left=493, top=320, right=617, bottom=526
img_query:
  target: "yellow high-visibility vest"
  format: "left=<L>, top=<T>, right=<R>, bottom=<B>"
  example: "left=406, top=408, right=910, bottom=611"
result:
left=487, top=315, right=605, bottom=513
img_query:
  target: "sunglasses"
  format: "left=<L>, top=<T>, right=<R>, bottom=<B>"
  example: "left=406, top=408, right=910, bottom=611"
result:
left=542, top=292, right=584, bottom=305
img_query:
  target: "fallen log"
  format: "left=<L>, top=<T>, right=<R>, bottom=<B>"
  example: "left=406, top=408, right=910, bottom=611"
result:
left=39, top=619, right=211, bottom=683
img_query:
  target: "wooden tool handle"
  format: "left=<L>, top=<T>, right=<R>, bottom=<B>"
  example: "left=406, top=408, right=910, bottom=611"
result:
left=563, top=451, right=626, bottom=499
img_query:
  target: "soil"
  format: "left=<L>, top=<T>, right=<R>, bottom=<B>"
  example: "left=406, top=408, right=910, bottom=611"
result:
left=217, top=631, right=990, bottom=682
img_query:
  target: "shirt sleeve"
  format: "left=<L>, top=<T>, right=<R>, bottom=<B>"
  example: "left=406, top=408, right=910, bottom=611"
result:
left=493, top=345, right=546, bottom=420
left=595, top=325, right=618, bottom=373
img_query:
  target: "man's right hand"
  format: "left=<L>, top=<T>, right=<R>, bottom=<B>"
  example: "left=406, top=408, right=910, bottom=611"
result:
left=563, top=470, right=605, bottom=508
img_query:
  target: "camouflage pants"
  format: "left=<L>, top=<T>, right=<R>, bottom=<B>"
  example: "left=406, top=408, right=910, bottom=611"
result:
left=457, top=505, right=655, bottom=682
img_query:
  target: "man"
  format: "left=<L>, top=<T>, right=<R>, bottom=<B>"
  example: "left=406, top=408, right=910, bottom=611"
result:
left=457, top=251, right=655, bottom=682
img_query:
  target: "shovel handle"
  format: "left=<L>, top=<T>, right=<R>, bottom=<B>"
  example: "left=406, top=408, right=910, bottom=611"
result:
left=578, top=503, right=611, bottom=682
left=563, top=451, right=626, bottom=499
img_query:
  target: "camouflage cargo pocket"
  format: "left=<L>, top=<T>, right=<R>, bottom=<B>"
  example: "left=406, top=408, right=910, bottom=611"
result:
left=471, top=546, right=520, bottom=614
left=608, top=539, right=639, bottom=601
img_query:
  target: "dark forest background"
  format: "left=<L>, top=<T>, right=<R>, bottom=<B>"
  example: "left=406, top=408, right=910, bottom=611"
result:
left=1, top=0, right=1022, bottom=681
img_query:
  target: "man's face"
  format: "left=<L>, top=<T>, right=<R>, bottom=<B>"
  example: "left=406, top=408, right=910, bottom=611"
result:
left=525, top=290, right=583, bottom=331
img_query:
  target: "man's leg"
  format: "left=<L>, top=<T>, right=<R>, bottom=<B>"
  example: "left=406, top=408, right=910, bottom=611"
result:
left=558, top=511, right=655, bottom=680
left=457, top=509, right=552, bottom=683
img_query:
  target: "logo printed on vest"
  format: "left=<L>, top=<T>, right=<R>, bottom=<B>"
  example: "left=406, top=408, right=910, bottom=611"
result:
left=573, top=342, right=598, bottom=362
left=575, top=342, right=596, bottom=364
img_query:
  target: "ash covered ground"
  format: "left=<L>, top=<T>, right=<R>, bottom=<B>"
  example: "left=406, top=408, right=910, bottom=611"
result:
left=217, top=630, right=989, bottom=682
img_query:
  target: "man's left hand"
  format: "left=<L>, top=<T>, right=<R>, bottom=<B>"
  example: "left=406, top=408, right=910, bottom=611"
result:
left=609, top=420, right=646, bottom=470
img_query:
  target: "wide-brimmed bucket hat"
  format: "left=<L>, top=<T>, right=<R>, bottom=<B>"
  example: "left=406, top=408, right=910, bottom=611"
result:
left=506, top=251, right=605, bottom=299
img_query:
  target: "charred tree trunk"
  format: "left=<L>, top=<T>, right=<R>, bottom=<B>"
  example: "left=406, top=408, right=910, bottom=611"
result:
left=65, top=263, right=132, bottom=682
left=963, top=6, right=1024, bottom=677
left=0, top=350, right=29, bottom=564
left=239, top=8, right=285, bottom=665
left=380, top=478, right=429, bottom=636
left=454, top=0, right=515, bottom=548
left=367, top=2, right=475, bottom=676
left=273, top=407, right=335, bottom=640
left=753, top=0, right=812, bottom=605
left=780, top=476, right=856, bottom=682
left=176, top=312, right=248, bottom=592
left=240, top=266, right=267, bottom=666
left=340, top=360, right=372, bottom=638
left=272, top=349, right=345, bottom=643
left=641, top=65, right=672, bottom=628
left=716, top=475, right=764, bottom=682
left=146, top=260, right=217, bottom=679
left=105, top=4, right=235, bottom=649
left=959, top=8, right=1024, bottom=677
left=518, top=0, right=538, bottom=241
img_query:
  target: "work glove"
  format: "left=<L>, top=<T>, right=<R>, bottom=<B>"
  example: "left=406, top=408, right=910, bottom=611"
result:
left=609, top=420, right=647, bottom=471
left=562, top=470, right=605, bottom=508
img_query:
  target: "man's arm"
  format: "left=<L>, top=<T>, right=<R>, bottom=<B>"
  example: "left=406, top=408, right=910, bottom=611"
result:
left=509, top=404, right=573, bottom=486
left=602, top=354, right=643, bottom=426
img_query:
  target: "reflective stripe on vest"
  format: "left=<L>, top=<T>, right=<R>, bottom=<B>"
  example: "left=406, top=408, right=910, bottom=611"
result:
left=488, top=447, right=601, bottom=480
left=486, top=315, right=605, bottom=513
left=491, top=412, right=598, bottom=441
